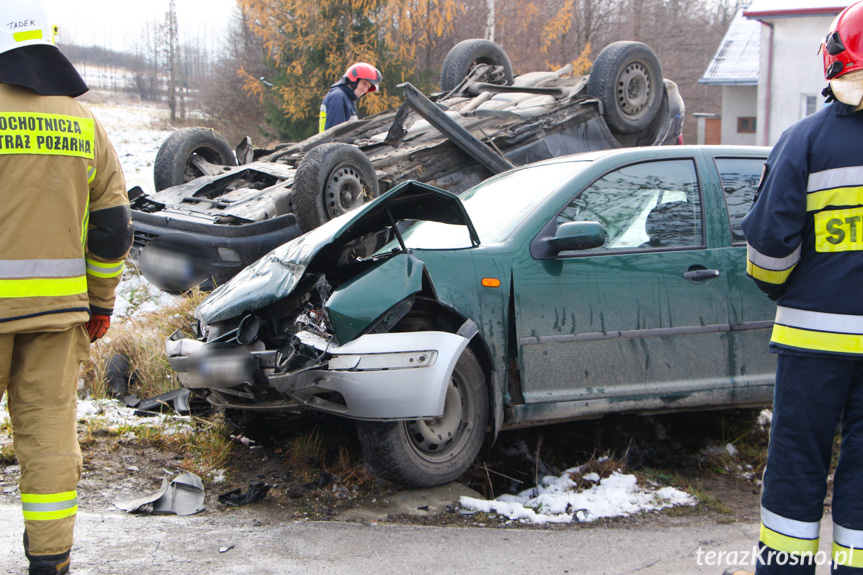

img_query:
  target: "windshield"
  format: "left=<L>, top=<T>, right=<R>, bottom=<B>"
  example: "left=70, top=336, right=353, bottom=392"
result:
left=401, top=161, right=589, bottom=249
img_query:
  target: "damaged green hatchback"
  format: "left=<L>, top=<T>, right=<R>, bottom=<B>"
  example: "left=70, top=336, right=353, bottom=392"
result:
left=163, top=145, right=776, bottom=487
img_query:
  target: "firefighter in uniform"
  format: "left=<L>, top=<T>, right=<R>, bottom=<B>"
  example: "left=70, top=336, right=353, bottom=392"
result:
left=735, top=2, right=863, bottom=573
left=0, top=1, right=132, bottom=573
left=319, top=62, right=382, bottom=132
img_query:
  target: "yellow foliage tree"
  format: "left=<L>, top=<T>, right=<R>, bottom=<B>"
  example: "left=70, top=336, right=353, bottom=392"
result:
left=237, top=0, right=460, bottom=140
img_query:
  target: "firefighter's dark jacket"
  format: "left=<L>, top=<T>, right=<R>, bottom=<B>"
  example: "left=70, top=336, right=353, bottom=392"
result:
left=0, top=83, right=133, bottom=334
left=742, top=101, right=863, bottom=358
left=319, top=80, right=358, bottom=132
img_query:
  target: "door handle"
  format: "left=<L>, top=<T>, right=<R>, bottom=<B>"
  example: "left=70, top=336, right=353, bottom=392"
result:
left=683, top=269, right=720, bottom=281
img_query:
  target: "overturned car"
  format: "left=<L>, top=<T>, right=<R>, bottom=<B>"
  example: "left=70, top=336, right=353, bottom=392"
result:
left=165, top=145, right=777, bottom=487
left=133, top=39, right=684, bottom=289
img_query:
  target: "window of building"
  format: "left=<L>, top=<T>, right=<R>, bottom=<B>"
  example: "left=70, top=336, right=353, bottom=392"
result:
left=737, top=117, right=756, bottom=133
left=804, top=95, right=817, bottom=117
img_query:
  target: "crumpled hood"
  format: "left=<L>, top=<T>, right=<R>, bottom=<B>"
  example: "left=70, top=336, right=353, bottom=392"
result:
left=196, top=180, right=478, bottom=325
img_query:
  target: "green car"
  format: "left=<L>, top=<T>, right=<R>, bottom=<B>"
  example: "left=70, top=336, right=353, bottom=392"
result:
left=167, top=145, right=776, bottom=487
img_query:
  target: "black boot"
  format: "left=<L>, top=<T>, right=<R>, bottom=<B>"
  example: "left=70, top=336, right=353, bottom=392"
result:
left=24, top=532, right=71, bottom=575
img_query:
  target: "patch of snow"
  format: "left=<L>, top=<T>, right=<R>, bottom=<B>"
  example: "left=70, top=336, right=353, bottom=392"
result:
left=113, top=270, right=180, bottom=319
left=77, top=399, right=195, bottom=436
left=461, top=468, right=695, bottom=525
left=757, top=409, right=773, bottom=428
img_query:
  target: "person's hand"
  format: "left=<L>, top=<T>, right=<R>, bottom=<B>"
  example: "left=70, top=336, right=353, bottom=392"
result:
left=85, top=314, right=111, bottom=342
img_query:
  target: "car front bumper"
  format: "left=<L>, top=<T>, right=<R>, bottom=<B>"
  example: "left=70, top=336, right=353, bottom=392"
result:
left=168, top=331, right=470, bottom=420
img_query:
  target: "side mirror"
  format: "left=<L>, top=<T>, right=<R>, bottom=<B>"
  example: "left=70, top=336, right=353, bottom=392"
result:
left=548, top=221, right=605, bottom=254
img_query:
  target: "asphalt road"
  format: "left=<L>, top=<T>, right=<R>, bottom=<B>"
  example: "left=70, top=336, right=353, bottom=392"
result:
left=1, top=502, right=839, bottom=575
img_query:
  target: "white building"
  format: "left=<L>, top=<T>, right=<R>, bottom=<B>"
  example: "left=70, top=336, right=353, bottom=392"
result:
left=700, top=0, right=852, bottom=146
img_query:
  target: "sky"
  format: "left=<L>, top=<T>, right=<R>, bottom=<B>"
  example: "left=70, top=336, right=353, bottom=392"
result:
left=41, top=0, right=239, bottom=53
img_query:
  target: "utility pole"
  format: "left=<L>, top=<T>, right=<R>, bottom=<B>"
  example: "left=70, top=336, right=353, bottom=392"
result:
left=167, top=0, right=183, bottom=122
left=485, top=0, right=495, bottom=42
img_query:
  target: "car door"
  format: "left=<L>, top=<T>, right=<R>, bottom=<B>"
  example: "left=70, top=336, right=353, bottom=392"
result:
left=512, top=155, right=733, bottom=408
left=712, top=153, right=777, bottom=392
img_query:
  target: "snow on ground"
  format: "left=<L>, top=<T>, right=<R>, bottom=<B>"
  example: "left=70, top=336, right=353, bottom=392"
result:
left=85, top=93, right=174, bottom=195
left=460, top=462, right=696, bottom=525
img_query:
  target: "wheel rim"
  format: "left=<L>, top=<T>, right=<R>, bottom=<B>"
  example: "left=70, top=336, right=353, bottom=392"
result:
left=183, top=144, right=227, bottom=183
left=616, top=60, right=652, bottom=121
left=404, top=371, right=474, bottom=463
left=324, top=162, right=370, bottom=219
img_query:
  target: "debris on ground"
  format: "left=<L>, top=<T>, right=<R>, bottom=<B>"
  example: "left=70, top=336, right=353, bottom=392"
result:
left=114, top=472, right=205, bottom=516
left=218, top=482, right=271, bottom=507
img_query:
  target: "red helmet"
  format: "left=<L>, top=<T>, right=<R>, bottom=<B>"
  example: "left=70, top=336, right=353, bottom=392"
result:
left=822, top=1, right=863, bottom=81
left=344, top=62, right=382, bottom=92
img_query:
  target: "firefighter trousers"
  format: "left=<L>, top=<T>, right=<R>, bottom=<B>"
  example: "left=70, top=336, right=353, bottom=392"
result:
left=757, top=353, right=863, bottom=574
left=0, top=326, right=87, bottom=561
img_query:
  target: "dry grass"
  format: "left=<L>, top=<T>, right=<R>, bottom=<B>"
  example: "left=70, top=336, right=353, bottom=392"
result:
left=181, top=416, right=235, bottom=473
left=278, top=427, right=375, bottom=489
left=82, top=286, right=206, bottom=400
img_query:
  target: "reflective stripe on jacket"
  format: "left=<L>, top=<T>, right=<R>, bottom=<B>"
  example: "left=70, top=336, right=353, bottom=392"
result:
left=0, top=83, right=131, bottom=334
left=742, top=101, right=863, bottom=357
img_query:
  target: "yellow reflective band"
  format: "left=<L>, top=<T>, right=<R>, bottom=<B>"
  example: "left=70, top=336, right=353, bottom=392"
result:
left=0, top=113, right=95, bottom=159
left=0, top=276, right=87, bottom=298
left=81, top=195, right=90, bottom=248
left=747, top=260, right=795, bottom=284
left=13, top=30, right=43, bottom=43
left=85, top=258, right=125, bottom=279
left=772, top=324, right=863, bottom=355
left=87, top=166, right=97, bottom=184
left=319, top=106, right=327, bottom=133
left=21, top=491, right=77, bottom=504
left=760, top=524, right=820, bottom=555
left=815, top=207, right=863, bottom=252
left=833, top=543, right=863, bottom=568
left=21, top=490, right=78, bottom=521
left=807, top=186, right=863, bottom=212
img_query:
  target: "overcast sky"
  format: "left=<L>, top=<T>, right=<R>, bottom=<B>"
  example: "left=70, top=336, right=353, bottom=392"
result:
left=41, top=0, right=239, bottom=53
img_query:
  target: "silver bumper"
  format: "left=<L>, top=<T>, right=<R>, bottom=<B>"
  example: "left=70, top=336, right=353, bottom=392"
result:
left=170, top=331, right=470, bottom=420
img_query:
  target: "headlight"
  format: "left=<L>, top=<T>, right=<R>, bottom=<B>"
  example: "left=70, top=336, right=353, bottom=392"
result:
left=328, top=350, right=437, bottom=371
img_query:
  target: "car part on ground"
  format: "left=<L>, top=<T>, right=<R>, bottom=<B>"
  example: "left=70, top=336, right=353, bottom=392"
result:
left=131, top=40, right=685, bottom=291
left=164, top=146, right=775, bottom=487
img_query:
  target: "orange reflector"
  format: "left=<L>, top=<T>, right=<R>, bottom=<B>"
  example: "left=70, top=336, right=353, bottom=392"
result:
left=481, top=278, right=501, bottom=288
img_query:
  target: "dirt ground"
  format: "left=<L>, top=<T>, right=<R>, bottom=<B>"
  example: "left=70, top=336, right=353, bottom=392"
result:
left=0, top=407, right=769, bottom=530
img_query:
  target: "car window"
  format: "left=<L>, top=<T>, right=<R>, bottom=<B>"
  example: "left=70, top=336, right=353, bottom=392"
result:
left=714, top=157, right=765, bottom=244
left=401, top=161, right=588, bottom=249
left=556, top=159, right=702, bottom=253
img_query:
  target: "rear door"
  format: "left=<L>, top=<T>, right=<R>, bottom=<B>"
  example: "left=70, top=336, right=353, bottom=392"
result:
left=512, top=154, right=734, bottom=408
left=712, top=153, right=776, bottom=394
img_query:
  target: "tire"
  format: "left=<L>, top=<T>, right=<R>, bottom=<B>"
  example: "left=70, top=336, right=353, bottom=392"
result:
left=440, top=39, right=514, bottom=92
left=291, top=143, right=379, bottom=232
left=587, top=42, right=663, bottom=135
left=153, top=127, right=237, bottom=191
left=355, top=347, right=489, bottom=488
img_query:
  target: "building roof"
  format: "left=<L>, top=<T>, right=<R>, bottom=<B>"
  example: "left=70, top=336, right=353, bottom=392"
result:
left=700, top=10, right=761, bottom=86
left=744, top=0, right=851, bottom=19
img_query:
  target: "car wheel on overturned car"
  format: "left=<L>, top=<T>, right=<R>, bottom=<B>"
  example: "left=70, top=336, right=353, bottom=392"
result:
left=355, top=347, right=489, bottom=488
left=153, top=127, right=237, bottom=191
left=587, top=41, right=664, bottom=136
left=440, top=38, right=514, bottom=92
left=292, top=143, right=380, bottom=232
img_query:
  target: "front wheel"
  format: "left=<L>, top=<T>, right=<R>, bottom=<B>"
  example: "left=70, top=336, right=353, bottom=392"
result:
left=356, top=347, right=488, bottom=487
